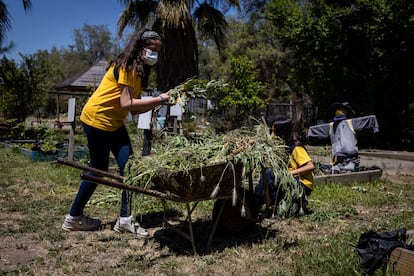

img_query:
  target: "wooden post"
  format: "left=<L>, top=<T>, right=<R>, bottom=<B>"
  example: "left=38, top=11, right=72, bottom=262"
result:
left=389, top=248, right=414, bottom=275
left=173, top=117, right=178, bottom=134
left=56, top=94, right=60, bottom=126
left=67, top=98, right=76, bottom=161
left=142, top=129, right=152, bottom=156
left=388, top=230, right=414, bottom=275
left=137, top=97, right=154, bottom=156
left=169, top=103, right=182, bottom=134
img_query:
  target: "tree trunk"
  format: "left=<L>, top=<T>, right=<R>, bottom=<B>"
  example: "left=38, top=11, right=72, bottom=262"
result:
left=155, top=19, right=199, bottom=91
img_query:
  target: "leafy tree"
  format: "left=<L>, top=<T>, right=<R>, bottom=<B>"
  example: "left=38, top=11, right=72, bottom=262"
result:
left=266, top=0, right=414, bottom=149
left=73, top=24, right=119, bottom=64
left=117, top=0, right=240, bottom=91
left=220, top=17, right=288, bottom=100
left=0, top=23, right=120, bottom=125
left=212, top=55, right=266, bottom=131
left=0, top=41, right=14, bottom=55
left=0, top=54, right=50, bottom=122
left=198, top=0, right=296, bottom=116
left=42, top=23, right=120, bottom=85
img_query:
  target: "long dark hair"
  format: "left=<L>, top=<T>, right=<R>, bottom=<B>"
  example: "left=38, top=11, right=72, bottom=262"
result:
left=272, top=115, right=293, bottom=145
left=110, top=28, right=161, bottom=87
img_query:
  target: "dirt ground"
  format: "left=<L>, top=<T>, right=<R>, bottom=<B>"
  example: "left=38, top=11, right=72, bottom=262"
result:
left=359, top=151, right=414, bottom=184
left=1, top=147, right=413, bottom=274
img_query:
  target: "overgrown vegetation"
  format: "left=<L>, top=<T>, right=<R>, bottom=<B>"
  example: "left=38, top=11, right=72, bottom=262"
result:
left=1, top=146, right=413, bottom=275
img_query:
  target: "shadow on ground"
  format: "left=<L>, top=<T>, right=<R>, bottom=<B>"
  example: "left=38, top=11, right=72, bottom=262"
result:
left=136, top=210, right=278, bottom=255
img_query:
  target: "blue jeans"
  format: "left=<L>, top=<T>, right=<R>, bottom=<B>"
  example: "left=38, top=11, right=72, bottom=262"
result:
left=69, top=123, right=132, bottom=217
left=255, top=168, right=312, bottom=208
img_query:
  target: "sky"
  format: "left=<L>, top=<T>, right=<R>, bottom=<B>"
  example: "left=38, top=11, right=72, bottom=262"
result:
left=3, top=0, right=126, bottom=61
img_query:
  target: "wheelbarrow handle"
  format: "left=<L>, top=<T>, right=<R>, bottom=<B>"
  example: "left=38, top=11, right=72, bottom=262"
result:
left=81, top=173, right=183, bottom=202
left=57, top=158, right=184, bottom=202
left=56, top=158, right=123, bottom=182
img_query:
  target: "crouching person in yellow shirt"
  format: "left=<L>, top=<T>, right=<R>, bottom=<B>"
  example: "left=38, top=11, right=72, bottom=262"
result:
left=256, top=115, right=315, bottom=215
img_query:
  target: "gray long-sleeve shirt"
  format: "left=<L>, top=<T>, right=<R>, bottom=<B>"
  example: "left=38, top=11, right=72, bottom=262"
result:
left=307, top=115, right=379, bottom=157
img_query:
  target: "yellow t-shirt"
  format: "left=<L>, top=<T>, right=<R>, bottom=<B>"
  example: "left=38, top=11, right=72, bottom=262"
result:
left=80, top=65, right=142, bottom=131
left=289, top=145, right=314, bottom=190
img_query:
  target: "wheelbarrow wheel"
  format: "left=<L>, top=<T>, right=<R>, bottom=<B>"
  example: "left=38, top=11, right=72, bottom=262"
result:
left=212, top=189, right=258, bottom=236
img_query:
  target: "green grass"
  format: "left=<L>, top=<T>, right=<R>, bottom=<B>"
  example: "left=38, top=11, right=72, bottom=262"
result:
left=0, top=145, right=413, bottom=275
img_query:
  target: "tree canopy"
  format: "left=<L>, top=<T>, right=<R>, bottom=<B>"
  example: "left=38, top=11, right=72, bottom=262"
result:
left=0, top=0, right=413, bottom=149
left=263, top=0, right=414, bottom=149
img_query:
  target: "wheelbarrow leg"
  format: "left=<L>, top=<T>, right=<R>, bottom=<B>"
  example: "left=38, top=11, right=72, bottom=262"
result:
left=161, top=200, right=168, bottom=227
left=205, top=199, right=226, bottom=253
left=161, top=200, right=198, bottom=255
left=186, top=203, right=197, bottom=255
left=185, top=202, right=199, bottom=222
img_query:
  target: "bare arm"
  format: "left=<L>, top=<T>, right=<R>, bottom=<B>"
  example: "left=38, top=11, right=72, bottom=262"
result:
left=290, top=161, right=315, bottom=178
left=119, top=85, right=170, bottom=114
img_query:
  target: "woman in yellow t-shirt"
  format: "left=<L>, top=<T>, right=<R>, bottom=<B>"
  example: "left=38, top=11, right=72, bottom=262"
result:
left=62, top=29, right=169, bottom=237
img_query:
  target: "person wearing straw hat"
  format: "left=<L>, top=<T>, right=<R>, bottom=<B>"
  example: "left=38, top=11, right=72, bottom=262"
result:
left=308, top=102, right=379, bottom=173
left=329, top=102, right=360, bottom=171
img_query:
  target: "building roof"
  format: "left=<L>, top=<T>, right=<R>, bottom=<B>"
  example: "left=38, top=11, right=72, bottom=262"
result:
left=51, top=59, right=108, bottom=95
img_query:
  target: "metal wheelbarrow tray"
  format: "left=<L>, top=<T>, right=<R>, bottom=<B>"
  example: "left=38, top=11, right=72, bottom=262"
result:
left=150, top=161, right=243, bottom=201
left=57, top=158, right=257, bottom=254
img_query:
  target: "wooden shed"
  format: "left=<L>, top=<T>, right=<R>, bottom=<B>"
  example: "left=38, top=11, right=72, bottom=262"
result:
left=48, top=59, right=108, bottom=124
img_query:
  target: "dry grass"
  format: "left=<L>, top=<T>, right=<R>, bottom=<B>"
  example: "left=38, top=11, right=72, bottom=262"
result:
left=0, top=145, right=413, bottom=275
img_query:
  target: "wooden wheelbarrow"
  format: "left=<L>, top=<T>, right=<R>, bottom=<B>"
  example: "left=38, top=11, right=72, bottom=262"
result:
left=57, top=158, right=259, bottom=255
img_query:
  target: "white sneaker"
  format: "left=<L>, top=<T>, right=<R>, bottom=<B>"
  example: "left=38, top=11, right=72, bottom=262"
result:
left=62, top=215, right=101, bottom=231
left=114, top=216, right=149, bottom=238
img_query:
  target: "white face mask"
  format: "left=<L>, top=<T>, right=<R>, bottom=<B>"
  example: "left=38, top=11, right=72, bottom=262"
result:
left=143, top=48, right=158, bottom=66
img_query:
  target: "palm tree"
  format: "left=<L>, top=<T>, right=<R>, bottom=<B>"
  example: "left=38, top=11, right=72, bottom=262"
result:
left=0, top=0, right=32, bottom=53
left=117, top=0, right=240, bottom=90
